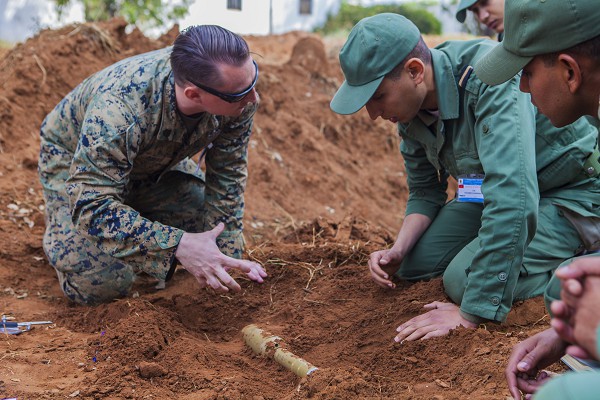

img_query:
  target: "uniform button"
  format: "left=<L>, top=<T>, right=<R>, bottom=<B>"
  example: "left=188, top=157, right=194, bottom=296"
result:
left=498, top=272, right=507, bottom=281
left=491, top=296, right=500, bottom=306
left=587, top=166, right=595, bottom=176
left=482, top=125, right=489, bottom=133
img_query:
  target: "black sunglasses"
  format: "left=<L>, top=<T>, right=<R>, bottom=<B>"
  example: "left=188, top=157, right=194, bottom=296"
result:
left=189, top=60, right=259, bottom=103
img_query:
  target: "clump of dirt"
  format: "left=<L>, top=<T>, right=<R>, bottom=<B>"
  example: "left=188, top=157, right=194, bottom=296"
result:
left=0, top=19, right=559, bottom=400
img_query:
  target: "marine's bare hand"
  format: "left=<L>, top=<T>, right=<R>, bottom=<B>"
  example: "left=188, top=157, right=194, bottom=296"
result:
left=175, top=223, right=267, bottom=293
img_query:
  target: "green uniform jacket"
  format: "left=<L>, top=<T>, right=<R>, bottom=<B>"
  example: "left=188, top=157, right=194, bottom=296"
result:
left=399, top=39, right=599, bottom=322
left=39, top=47, right=257, bottom=277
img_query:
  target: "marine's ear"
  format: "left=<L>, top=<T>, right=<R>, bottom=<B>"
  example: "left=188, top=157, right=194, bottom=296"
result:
left=174, top=82, right=208, bottom=114
left=182, top=84, right=203, bottom=102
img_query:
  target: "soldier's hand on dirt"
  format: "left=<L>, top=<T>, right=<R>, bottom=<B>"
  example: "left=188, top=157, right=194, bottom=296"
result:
left=368, top=249, right=403, bottom=289
left=504, top=328, right=566, bottom=400
left=394, top=302, right=477, bottom=342
left=175, top=223, right=267, bottom=293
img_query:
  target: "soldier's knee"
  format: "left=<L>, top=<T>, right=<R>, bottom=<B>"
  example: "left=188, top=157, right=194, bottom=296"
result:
left=443, top=273, right=465, bottom=304
left=57, top=265, right=135, bottom=306
left=43, top=230, right=86, bottom=273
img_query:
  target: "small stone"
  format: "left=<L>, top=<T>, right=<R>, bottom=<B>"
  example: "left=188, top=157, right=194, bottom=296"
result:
left=476, top=347, right=491, bottom=356
left=138, top=361, right=167, bottom=378
left=435, top=379, right=450, bottom=388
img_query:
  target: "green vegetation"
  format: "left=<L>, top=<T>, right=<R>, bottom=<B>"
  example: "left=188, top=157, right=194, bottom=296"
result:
left=317, top=2, right=442, bottom=36
left=54, top=0, right=192, bottom=30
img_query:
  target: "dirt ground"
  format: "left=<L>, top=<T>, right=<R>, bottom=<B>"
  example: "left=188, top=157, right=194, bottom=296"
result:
left=0, top=19, right=561, bottom=399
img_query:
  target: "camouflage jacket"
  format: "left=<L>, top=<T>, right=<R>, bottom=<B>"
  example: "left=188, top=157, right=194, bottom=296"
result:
left=39, top=47, right=256, bottom=276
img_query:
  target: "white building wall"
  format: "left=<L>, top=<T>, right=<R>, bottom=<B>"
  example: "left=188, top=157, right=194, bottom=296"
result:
left=270, top=0, right=340, bottom=34
left=180, top=0, right=271, bottom=35
left=179, top=0, right=341, bottom=36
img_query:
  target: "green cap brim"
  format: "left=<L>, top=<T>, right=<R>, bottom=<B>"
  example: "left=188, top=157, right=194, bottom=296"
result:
left=474, top=42, right=533, bottom=86
left=330, top=76, right=384, bottom=115
left=455, top=0, right=477, bottom=23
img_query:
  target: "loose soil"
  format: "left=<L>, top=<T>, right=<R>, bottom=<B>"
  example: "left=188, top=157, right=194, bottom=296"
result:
left=0, top=19, right=560, bottom=399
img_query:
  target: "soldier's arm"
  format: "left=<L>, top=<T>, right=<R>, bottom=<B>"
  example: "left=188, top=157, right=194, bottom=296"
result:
left=400, top=134, right=448, bottom=220
left=203, top=103, right=257, bottom=259
left=459, top=76, right=539, bottom=323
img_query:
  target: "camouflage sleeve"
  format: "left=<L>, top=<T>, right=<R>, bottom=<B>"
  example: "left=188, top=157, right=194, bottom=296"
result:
left=66, top=94, right=183, bottom=280
left=203, top=103, right=257, bottom=258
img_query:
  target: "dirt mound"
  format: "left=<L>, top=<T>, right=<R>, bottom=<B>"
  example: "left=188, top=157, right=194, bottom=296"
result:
left=284, top=215, right=394, bottom=247
left=0, top=18, right=164, bottom=153
left=0, top=20, right=559, bottom=399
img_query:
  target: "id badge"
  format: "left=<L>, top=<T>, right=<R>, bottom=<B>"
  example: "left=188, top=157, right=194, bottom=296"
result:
left=457, top=174, right=484, bottom=203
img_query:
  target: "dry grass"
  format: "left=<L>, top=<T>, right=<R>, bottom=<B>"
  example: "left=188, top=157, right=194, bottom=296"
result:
left=64, top=23, right=120, bottom=55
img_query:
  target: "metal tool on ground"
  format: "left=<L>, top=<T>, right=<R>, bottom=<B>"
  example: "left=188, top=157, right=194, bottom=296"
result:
left=1, top=316, right=54, bottom=335
left=561, top=354, right=600, bottom=372
left=242, top=324, right=318, bottom=378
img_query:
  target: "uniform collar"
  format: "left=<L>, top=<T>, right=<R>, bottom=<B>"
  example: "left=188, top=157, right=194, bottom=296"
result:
left=430, top=48, right=460, bottom=121
left=416, top=109, right=439, bottom=127
left=159, top=72, right=220, bottom=141
left=162, top=72, right=178, bottom=126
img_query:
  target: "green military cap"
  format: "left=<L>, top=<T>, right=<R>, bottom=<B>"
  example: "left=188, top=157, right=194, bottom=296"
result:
left=330, top=13, right=420, bottom=115
left=455, top=0, right=478, bottom=23
left=475, top=0, right=600, bottom=86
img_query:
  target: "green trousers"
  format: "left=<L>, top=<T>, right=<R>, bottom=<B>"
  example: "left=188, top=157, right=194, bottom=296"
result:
left=395, top=198, right=582, bottom=305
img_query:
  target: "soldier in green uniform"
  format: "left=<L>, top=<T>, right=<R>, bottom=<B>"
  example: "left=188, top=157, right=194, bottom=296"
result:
left=475, top=0, right=600, bottom=398
left=455, top=0, right=505, bottom=40
left=329, top=13, right=600, bottom=342
left=40, top=25, right=267, bottom=305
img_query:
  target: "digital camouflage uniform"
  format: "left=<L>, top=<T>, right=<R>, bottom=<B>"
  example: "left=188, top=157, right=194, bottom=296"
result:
left=395, top=39, right=600, bottom=324
left=39, top=47, right=257, bottom=304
